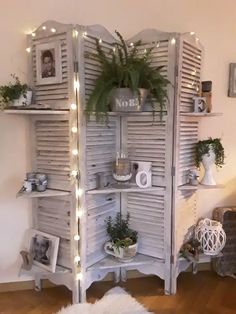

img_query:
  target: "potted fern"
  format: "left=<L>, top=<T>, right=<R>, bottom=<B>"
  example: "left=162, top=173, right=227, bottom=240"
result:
left=195, top=138, right=225, bottom=185
left=85, top=31, right=170, bottom=121
left=104, top=212, right=138, bottom=262
left=0, top=74, right=32, bottom=109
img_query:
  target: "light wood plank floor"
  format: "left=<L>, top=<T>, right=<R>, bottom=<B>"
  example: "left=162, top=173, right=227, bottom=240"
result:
left=0, top=271, right=236, bottom=314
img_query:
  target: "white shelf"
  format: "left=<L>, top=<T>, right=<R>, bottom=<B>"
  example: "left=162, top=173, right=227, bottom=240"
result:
left=86, top=186, right=165, bottom=195
left=4, top=109, right=69, bottom=115
left=20, top=264, right=71, bottom=277
left=17, top=189, right=71, bottom=198
left=180, top=112, right=223, bottom=117
left=178, top=184, right=224, bottom=191
left=87, top=253, right=164, bottom=270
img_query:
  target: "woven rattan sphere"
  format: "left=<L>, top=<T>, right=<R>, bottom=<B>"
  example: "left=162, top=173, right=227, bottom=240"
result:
left=195, top=218, right=226, bottom=256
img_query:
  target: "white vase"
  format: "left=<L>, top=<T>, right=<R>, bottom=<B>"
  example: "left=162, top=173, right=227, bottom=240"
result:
left=201, top=148, right=216, bottom=185
left=12, top=90, right=32, bottom=107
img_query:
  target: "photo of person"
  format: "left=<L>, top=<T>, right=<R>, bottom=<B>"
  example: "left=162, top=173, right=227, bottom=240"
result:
left=36, top=41, right=62, bottom=85
left=41, top=49, right=56, bottom=78
left=31, top=234, right=51, bottom=265
left=28, top=229, right=60, bottom=272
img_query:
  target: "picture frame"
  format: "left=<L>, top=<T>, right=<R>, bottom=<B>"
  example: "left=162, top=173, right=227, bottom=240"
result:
left=27, top=229, right=60, bottom=272
left=228, top=63, right=236, bottom=97
left=36, top=41, right=62, bottom=85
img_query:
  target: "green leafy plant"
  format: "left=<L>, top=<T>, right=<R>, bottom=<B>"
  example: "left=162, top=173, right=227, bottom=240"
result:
left=105, top=212, right=138, bottom=250
left=85, top=31, right=170, bottom=121
left=0, top=74, right=28, bottom=109
left=195, top=138, right=225, bottom=168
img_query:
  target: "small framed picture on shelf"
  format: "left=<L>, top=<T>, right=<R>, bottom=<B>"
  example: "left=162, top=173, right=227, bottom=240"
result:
left=27, top=229, right=59, bottom=272
left=36, top=41, right=62, bottom=85
left=228, top=63, right=236, bottom=97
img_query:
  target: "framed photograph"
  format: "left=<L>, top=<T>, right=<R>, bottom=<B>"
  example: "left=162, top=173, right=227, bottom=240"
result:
left=36, top=41, right=62, bottom=85
left=28, top=229, right=59, bottom=272
left=228, top=63, right=236, bottom=97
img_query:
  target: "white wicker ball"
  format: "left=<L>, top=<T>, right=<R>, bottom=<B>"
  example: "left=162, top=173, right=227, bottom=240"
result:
left=195, top=218, right=226, bottom=256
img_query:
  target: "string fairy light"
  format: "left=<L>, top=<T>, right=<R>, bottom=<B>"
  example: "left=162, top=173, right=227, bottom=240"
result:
left=72, top=149, right=78, bottom=156
left=74, top=235, right=80, bottom=241
left=70, top=103, right=77, bottom=110
left=71, top=126, right=78, bottom=133
left=74, top=80, right=80, bottom=90
left=170, top=38, right=176, bottom=45
left=26, top=47, right=31, bottom=53
left=51, top=28, right=56, bottom=33
left=76, top=272, right=83, bottom=281
left=42, top=26, right=46, bottom=30
left=74, top=256, right=81, bottom=263
left=31, top=32, right=36, bottom=37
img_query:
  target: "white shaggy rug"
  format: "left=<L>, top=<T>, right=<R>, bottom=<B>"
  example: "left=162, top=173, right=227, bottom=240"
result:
left=57, top=287, right=153, bottom=314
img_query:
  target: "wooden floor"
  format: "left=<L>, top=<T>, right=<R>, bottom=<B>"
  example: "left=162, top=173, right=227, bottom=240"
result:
left=0, top=271, right=236, bottom=314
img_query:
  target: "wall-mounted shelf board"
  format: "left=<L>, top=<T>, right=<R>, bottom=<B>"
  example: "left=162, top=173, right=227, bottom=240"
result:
left=86, top=186, right=165, bottom=195
left=17, top=189, right=71, bottom=198
left=20, top=265, right=71, bottom=277
left=87, top=253, right=164, bottom=270
left=180, top=112, right=223, bottom=117
left=4, top=109, right=69, bottom=115
left=178, top=184, right=224, bottom=191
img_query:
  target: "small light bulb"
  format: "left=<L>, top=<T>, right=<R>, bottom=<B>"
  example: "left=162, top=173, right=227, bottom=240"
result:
left=76, top=272, right=83, bottom=280
left=74, top=80, right=80, bottom=90
left=113, top=47, right=116, bottom=52
left=74, top=235, right=80, bottom=241
left=144, top=49, right=147, bottom=53
left=156, top=42, right=160, bottom=48
left=190, top=32, right=195, bottom=35
left=71, top=170, right=77, bottom=177
left=74, top=256, right=81, bottom=263
left=72, top=149, right=78, bottom=156
left=73, top=30, right=79, bottom=38
left=76, top=206, right=83, bottom=216
left=76, top=189, right=83, bottom=199
left=197, top=55, right=201, bottom=59
left=42, top=26, right=46, bottom=30
left=71, top=126, right=78, bottom=133
left=99, top=38, right=102, bottom=43
left=82, top=31, right=87, bottom=38
left=70, top=103, right=77, bottom=110
left=26, top=47, right=31, bottom=53
left=130, top=42, right=134, bottom=47
left=31, top=32, right=36, bottom=37
left=51, top=28, right=56, bottom=33
left=171, top=38, right=176, bottom=45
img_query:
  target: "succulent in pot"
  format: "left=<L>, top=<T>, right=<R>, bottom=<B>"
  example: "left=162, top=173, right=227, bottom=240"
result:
left=104, top=212, right=138, bottom=262
left=195, top=138, right=225, bottom=185
left=85, top=31, right=170, bottom=121
left=0, top=74, right=32, bottom=109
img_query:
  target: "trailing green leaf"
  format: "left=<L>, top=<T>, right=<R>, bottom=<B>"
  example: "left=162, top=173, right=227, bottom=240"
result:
left=195, top=138, right=225, bottom=168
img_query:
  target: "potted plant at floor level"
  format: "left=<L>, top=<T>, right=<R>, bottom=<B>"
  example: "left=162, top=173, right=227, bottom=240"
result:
left=195, top=137, right=225, bottom=185
left=85, top=31, right=170, bottom=121
left=104, top=212, right=138, bottom=262
left=0, top=74, right=32, bottom=109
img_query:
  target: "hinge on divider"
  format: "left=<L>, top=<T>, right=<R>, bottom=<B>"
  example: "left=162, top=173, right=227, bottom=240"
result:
left=171, top=255, right=174, bottom=264
left=174, top=65, right=178, bottom=77
left=171, top=166, right=176, bottom=177
left=74, top=61, right=79, bottom=73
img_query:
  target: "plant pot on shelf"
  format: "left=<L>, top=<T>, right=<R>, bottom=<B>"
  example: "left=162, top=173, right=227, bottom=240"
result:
left=12, top=90, right=32, bottom=107
left=110, top=88, right=148, bottom=112
left=104, top=241, right=138, bottom=262
left=201, top=147, right=216, bottom=185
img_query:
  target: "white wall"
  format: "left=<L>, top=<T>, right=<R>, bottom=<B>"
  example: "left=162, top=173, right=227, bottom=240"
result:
left=0, top=0, right=236, bottom=283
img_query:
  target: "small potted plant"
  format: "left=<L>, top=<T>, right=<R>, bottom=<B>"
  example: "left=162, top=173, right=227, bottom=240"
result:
left=85, top=31, right=170, bottom=121
left=104, top=212, right=138, bottom=262
left=195, top=137, right=225, bottom=185
left=0, top=74, right=32, bottom=109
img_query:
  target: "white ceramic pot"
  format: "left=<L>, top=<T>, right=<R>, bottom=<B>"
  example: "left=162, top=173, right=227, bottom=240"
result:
left=12, top=90, right=32, bottom=107
left=201, top=147, right=216, bottom=185
left=104, top=241, right=138, bottom=262
left=110, top=88, right=148, bottom=112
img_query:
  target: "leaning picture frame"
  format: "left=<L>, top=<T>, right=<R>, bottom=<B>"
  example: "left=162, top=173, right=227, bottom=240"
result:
left=228, top=63, right=236, bottom=97
left=36, top=41, right=62, bottom=85
left=27, top=229, right=60, bottom=272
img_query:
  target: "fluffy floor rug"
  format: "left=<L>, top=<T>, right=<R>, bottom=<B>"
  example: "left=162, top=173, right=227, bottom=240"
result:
left=57, top=287, right=153, bottom=314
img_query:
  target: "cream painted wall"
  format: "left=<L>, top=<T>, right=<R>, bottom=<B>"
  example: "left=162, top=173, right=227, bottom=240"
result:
left=0, top=0, right=236, bottom=283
